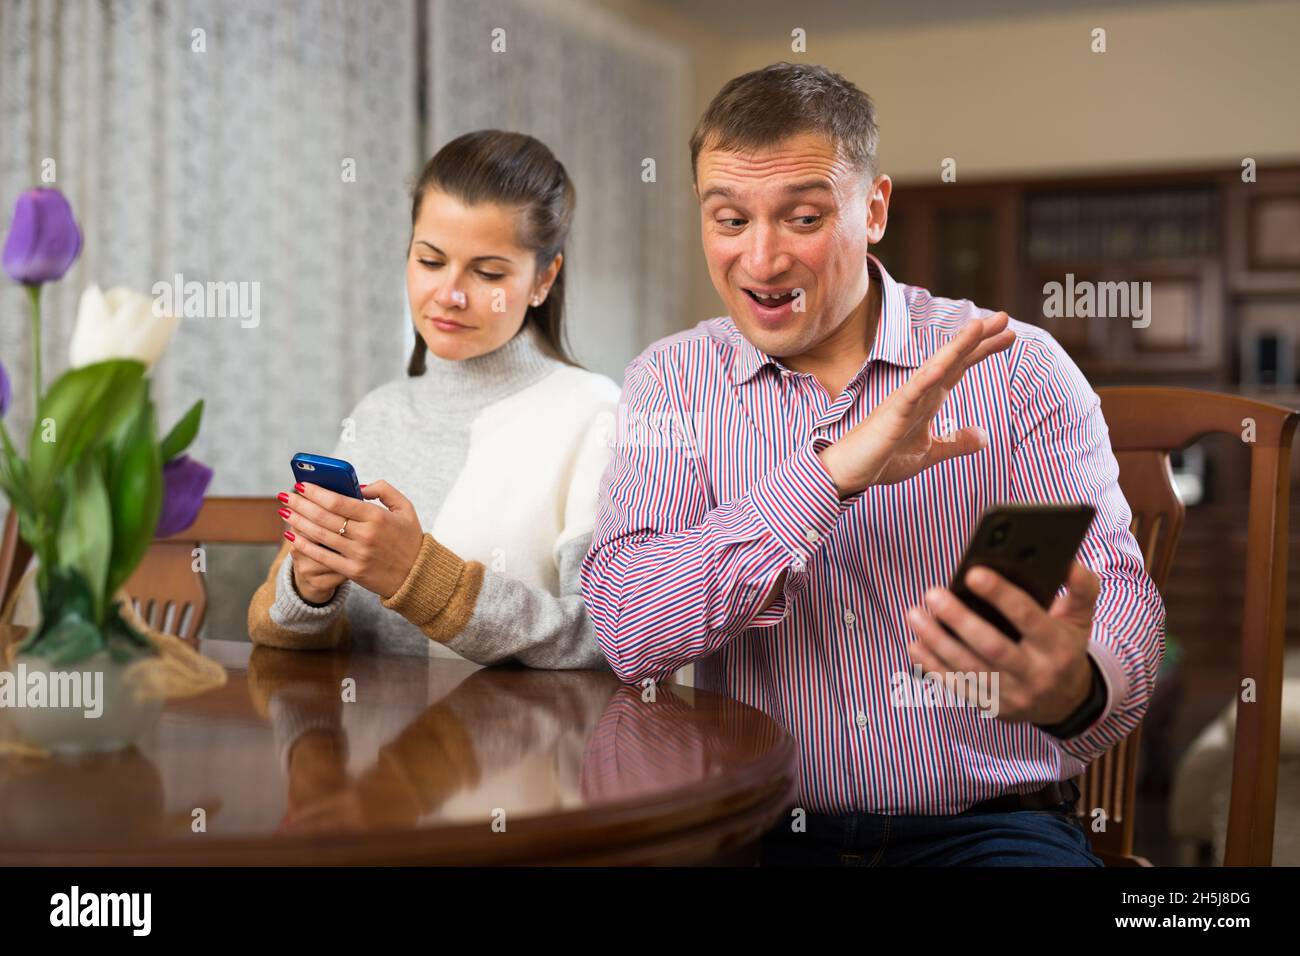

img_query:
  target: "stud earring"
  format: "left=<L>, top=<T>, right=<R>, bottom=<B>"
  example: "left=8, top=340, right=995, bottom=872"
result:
left=531, top=295, right=542, bottom=307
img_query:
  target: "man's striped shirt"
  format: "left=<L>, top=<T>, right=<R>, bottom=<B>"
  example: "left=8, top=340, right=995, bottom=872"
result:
left=581, top=254, right=1166, bottom=815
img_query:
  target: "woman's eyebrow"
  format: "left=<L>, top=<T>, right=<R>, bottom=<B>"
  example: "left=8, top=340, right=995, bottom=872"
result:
left=414, top=240, right=513, bottom=264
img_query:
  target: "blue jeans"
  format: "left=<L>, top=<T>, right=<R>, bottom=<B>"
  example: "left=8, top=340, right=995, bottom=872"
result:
left=759, top=796, right=1103, bottom=867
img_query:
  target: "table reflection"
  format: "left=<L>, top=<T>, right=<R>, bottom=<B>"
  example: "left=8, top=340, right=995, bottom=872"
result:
left=0, top=640, right=796, bottom=864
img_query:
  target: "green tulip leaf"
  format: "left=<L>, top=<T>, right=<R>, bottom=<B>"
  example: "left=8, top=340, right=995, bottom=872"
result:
left=159, top=399, right=203, bottom=462
left=105, top=394, right=162, bottom=602
left=104, top=376, right=148, bottom=458
left=0, top=432, right=38, bottom=522
left=35, top=564, right=96, bottom=624
left=55, top=456, right=113, bottom=622
left=20, top=566, right=104, bottom=665
left=28, top=360, right=146, bottom=498
left=24, top=614, right=104, bottom=667
left=104, top=599, right=157, bottom=662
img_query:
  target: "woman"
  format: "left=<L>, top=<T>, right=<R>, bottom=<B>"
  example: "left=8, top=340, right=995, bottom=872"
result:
left=248, top=130, right=618, bottom=668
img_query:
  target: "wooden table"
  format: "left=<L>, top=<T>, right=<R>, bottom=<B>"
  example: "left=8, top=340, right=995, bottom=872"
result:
left=0, top=640, right=798, bottom=865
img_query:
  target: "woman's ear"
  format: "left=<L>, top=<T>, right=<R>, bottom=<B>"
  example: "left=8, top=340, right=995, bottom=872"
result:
left=533, top=252, right=563, bottom=303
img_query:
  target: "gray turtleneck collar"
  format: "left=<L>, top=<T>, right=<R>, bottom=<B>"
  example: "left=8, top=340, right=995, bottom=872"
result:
left=410, top=321, right=566, bottom=408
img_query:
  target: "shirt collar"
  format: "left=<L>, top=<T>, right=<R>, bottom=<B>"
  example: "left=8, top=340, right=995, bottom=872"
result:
left=731, top=253, right=919, bottom=386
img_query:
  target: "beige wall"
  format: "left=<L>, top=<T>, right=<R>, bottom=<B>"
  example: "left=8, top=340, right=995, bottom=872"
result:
left=596, top=0, right=1300, bottom=332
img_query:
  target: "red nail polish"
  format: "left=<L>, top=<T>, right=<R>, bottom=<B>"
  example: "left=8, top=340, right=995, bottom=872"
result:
left=283, top=530, right=295, bottom=541
left=359, top=483, right=367, bottom=489
left=278, top=507, right=291, bottom=519
left=294, top=482, right=305, bottom=493
left=277, top=492, right=289, bottom=504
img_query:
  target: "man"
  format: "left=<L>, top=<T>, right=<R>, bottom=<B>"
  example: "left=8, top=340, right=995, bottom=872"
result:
left=580, top=63, right=1165, bottom=866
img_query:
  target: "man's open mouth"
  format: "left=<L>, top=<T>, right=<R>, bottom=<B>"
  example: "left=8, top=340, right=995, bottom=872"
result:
left=743, top=288, right=797, bottom=308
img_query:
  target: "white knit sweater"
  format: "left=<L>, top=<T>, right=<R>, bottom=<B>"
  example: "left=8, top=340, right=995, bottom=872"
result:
left=250, top=322, right=620, bottom=667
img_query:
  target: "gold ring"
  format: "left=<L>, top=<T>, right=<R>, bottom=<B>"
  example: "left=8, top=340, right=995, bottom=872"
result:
left=338, top=519, right=349, bottom=537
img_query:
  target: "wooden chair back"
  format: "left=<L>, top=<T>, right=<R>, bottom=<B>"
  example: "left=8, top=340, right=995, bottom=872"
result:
left=0, top=497, right=282, bottom=643
left=1085, top=387, right=1298, bottom=866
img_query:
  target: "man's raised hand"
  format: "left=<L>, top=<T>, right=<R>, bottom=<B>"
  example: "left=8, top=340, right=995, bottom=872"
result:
left=817, top=313, right=1015, bottom=497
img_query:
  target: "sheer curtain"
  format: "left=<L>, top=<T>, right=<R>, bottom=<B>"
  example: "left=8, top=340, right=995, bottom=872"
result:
left=2, top=0, right=691, bottom=497
left=426, top=0, right=692, bottom=382
left=2, top=0, right=419, bottom=495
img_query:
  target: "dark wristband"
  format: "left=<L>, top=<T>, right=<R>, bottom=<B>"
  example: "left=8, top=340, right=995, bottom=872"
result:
left=1036, top=654, right=1107, bottom=741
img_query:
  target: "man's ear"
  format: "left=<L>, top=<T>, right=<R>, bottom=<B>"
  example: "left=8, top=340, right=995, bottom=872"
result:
left=866, top=173, right=892, bottom=245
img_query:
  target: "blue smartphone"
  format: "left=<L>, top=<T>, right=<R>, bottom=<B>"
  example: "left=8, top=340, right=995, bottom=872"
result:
left=290, top=453, right=363, bottom=499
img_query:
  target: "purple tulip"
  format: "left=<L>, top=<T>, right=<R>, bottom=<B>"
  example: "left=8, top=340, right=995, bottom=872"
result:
left=156, top=454, right=214, bottom=538
left=2, top=188, right=83, bottom=285
left=0, top=360, right=9, bottom=418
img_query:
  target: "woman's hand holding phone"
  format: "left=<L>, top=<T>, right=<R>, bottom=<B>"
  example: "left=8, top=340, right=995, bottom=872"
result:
left=289, top=551, right=348, bottom=605
left=278, top=479, right=425, bottom=601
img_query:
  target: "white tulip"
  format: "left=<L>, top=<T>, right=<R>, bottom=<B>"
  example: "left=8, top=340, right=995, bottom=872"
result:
left=69, top=284, right=180, bottom=370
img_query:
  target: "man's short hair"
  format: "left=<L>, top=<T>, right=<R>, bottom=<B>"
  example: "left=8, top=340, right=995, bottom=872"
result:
left=689, top=62, right=879, bottom=183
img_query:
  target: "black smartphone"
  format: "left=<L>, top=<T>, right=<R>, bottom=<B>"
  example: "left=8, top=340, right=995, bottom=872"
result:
left=290, top=452, right=363, bottom=499
left=945, top=503, right=1096, bottom=642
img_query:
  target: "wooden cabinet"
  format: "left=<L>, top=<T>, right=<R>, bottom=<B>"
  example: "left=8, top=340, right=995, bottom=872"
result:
left=873, top=184, right=1018, bottom=312
left=1227, top=168, right=1300, bottom=294
left=1023, top=259, right=1224, bottom=381
left=874, top=166, right=1300, bottom=389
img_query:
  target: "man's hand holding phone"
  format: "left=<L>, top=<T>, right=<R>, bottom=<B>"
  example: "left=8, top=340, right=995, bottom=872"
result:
left=904, top=561, right=1100, bottom=726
